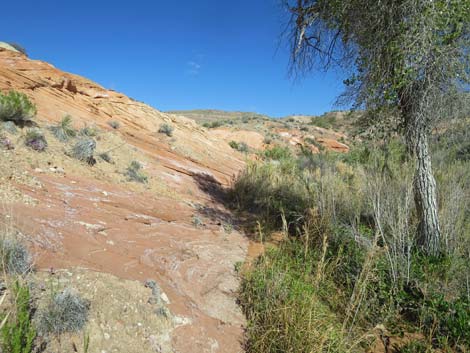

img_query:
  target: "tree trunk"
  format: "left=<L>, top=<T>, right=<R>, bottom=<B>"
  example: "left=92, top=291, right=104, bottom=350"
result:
left=406, top=125, right=441, bottom=256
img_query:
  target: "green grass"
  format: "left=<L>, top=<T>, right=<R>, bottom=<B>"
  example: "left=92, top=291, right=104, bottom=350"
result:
left=234, top=134, right=470, bottom=352
left=1, top=281, right=36, bottom=353
left=240, top=241, right=355, bottom=353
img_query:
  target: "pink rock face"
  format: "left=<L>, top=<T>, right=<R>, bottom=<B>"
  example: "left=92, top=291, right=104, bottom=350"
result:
left=0, top=48, right=248, bottom=352
left=316, top=137, right=350, bottom=153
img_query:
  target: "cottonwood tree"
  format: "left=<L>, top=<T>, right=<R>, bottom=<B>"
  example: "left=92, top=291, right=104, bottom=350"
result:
left=284, top=0, right=470, bottom=255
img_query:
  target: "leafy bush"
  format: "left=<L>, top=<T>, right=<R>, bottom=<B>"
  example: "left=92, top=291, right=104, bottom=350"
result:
left=107, top=120, right=120, bottom=129
left=0, top=91, right=36, bottom=125
left=1, top=281, right=36, bottom=353
left=70, top=138, right=96, bottom=165
left=37, top=288, right=90, bottom=336
left=125, top=161, right=148, bottom=183
left=24, top=129, right=47, bottom=152
left=158, top=123, right=174, bottom=137
left=49, top=115, right=77, bottom=142
left=0, top=237, right=32, bottom=275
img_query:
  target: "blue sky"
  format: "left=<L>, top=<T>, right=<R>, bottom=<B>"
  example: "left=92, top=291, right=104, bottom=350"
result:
left=1, top=0, right=345, bottom=117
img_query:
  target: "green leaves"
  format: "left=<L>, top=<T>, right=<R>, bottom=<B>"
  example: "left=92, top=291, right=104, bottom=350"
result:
left=1, top=281, right=36, bottom=353
left=0, top=91, right=36, bottom=124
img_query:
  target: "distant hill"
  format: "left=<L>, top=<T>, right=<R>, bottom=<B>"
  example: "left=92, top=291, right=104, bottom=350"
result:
left=167, top=109, right=270, bottom=123
left=169, top=109, right=361, bottom=135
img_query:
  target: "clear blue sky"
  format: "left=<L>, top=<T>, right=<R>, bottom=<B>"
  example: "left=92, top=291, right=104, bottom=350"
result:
left=1, top=0, right=346, bottom=117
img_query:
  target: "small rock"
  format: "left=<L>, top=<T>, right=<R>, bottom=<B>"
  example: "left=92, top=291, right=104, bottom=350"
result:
left=104, top=332, right=111, bottom=340
left=160, top=292, right=169, bottom=304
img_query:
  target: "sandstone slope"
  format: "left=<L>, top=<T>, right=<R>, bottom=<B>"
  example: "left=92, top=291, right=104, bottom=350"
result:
left=0, top=48, right=248, bottom=353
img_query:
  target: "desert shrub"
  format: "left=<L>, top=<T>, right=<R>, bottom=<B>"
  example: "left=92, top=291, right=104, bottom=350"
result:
left=237, top=142, right=249, bottom=152
left=37, top=288, right=90, bottom=336
left=229, top=141, right=249, bottom=153
left=0, top=136, right=14, bottom=150
left=230, top=160, right=311, bottom=232
left=79, top=125, right=99, bottom=137
left=107, top=120, right=120, bottom=129
left=158, top=123, right=174, bottom=137
left=24, top=129, right=47, bottom=152
left=0, top=237, right=32, bottom=275
left=7, top=42, right=27, bottom=56
left=125, top=161, right=148, bottom=183
left=2, top=121, right=18, bottom=134
left=262, top=145, right=292, bottom=161
left=202, top=121, right=223, bottom=129
left=70, top=138, right=96, bottom=165
left=0, top=91, right=36, bottom=125
left=49, top=115, right=77, bottom=142
left=1, top=281, right=36, bottom=353
left=98, top=152, right=113, bottom=163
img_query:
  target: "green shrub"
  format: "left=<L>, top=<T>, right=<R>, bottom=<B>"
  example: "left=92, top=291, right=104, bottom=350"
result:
left=422, top=294, right=470, bottom=348
left=1, top=281, right=36, bottom=353
left=229, top=141, right=249, bottom=153
left=202, top=121, right=223, bottom=129
left=0, top=91, right=36, bottom=125
left=233, top=137, right=470, bottom=352
left=37, top=288, right=90, bottom=336
left=0, top=237, right=32, bottom=275
left=49, top=115, right=77, bottom=142
left=237, top=142, right=249, bottom=152
left=262, top=145, right=292, bottom=161
left=107, top=120, right=120, bottom=129
left=125, top=161, right=148, bottom=183
left=158, top=123, right=174, bottom=137
left=70, top=138, right=96, bottom=165
left=24, top=129, right=47, bottom=152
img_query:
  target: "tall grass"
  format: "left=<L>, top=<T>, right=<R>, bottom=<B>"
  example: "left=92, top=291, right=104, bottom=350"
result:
left=234, top=136, right=470, bottom=352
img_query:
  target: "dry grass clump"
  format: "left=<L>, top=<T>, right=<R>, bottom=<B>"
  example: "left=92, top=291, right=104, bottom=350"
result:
left=158, top=123, right=174, bottom=137
left=49, top=115, right=77, bottom=142
left=107, top=120, right=120, bottom=129
left=70, top=138, right=96, bottom=165
left=125, top=160, right=148, bottom=183
left=36, top=288, right=90, bottom=336
left=79, top=124, right=99, bottom=137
